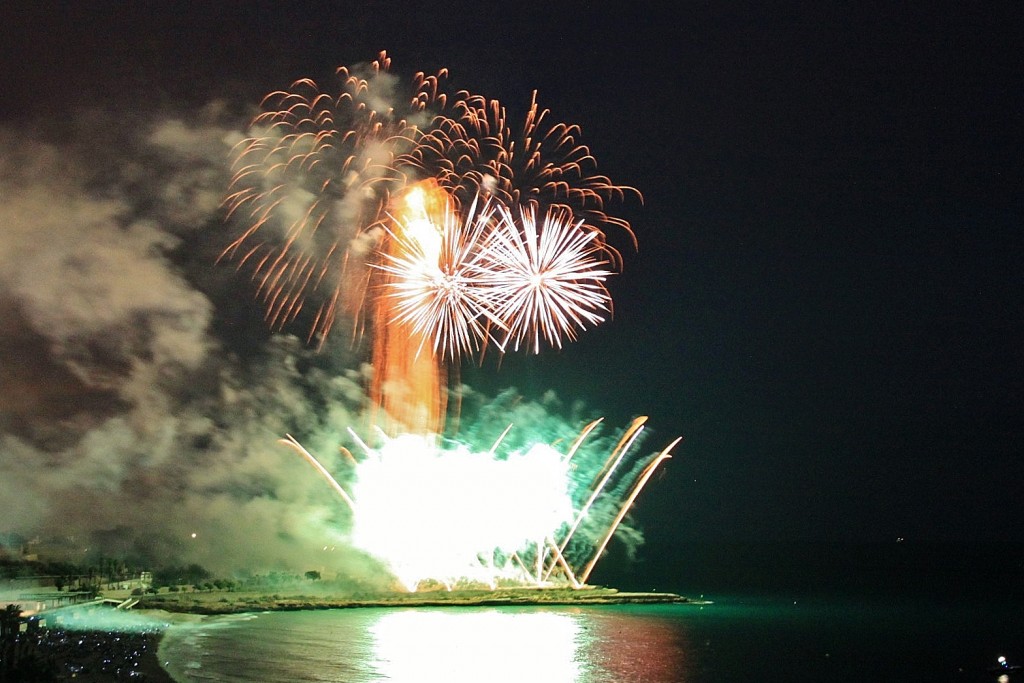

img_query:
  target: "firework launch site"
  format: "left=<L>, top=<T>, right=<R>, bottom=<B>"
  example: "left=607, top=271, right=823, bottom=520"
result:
left=131, top=584, right=695, bottom=616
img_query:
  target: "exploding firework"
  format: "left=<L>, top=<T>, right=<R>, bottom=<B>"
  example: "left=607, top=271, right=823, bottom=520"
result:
left=222, top=52, right=641, bottom=433
left=282, top=416, right=679, bottom=591
left=222, top=51, right=446, bottom=343
left=374, top=182, right=498, bottom=362
left=374, top=188, right=614, bottom=359
left=366, top=181, right=615, bottom=431
left=479, top=203, right=614, bottom=354
left=222, top=54, right=676, bottom=590
left=222, top=51, right=635, bottom=357
left=401, top=90, right=640, bottom=258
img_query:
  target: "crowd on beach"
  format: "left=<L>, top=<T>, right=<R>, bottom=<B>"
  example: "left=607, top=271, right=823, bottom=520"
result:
left=1, top=622, right=171, bottom=682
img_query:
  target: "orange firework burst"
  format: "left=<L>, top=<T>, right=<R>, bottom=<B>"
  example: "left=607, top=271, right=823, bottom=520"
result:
left=221, top=51, right=447, bottom=344
left=402, top=90, right=640, bottom=265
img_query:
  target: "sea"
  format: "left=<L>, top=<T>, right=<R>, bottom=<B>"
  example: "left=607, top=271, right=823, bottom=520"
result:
left=157, top=543, right=1024, bottom=682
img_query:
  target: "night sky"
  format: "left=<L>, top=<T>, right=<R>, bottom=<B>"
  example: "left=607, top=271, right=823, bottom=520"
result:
left=1, top=1, right=1021, bottom=581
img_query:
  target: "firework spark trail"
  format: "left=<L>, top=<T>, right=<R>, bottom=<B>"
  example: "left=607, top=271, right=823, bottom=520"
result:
left=578, top=439, right=679, bottom=584
left=279, top=434, right=356, bottom=511
left=543, top=416, right=646, bottom=581
left=402, top=91, right=641, bottom=261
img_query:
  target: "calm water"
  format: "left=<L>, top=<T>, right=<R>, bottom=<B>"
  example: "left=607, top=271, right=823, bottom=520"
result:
left=158, top=595, right=1023, bottom=682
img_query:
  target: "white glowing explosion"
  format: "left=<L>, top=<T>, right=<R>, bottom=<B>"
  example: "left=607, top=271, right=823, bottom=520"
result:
left=350, top=434, right=574, bottom=590
left=283, top=417, right=677, bottom=592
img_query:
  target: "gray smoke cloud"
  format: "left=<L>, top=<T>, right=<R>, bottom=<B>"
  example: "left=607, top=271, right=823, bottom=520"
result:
left=0, top=104, right=389, bottom=579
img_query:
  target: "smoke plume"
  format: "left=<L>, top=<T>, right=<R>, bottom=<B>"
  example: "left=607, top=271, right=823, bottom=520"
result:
left=0, top=104, right=381, bottom=577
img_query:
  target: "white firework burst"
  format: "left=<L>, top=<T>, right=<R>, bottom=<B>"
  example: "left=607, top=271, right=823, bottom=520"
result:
left=480, top=204, right=614, bottom=354
left=375, top=193, right=504, bottom=360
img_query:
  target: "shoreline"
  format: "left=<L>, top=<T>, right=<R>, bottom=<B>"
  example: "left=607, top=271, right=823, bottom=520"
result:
left=146, top=587, right=700, bottom=682
left=135, top=585, right=703, bottom=615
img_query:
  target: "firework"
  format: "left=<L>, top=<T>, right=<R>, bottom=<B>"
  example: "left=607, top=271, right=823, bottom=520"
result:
left=223, top=55, right=676, bottom=590
left=402, top=90, right=640, bottom=259
left=366, top=181, right=453, bottom=435
left=373, top=189, right=614, bottom=359
left=222, top=52, right=636, bottom=358
left=480, top=203, right=614, bottom=354
left=374, top=183, right=501, bottom=361
left=287, top=419, right=676, bottom=591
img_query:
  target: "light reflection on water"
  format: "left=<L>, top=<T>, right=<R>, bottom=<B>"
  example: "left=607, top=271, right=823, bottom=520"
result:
left=369, top=610, right=582, bottom=681
left=160, top=606, right=692, bottom=682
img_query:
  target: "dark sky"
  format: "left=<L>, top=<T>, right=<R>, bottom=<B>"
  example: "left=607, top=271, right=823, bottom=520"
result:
left=2, top=1, right=1021, bottom=569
